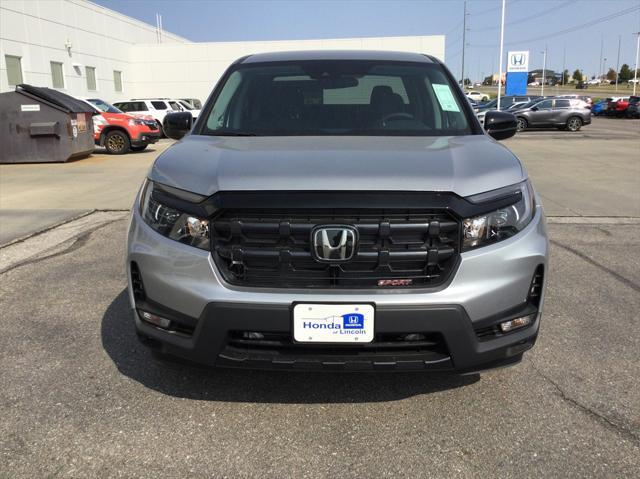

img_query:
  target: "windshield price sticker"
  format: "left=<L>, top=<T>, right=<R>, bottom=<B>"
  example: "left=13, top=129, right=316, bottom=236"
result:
left=432, top=84, right=460, bottom=112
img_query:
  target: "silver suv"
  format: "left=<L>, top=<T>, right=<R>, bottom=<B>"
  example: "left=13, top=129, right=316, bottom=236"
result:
left=127, top=51, right=548, bottom=373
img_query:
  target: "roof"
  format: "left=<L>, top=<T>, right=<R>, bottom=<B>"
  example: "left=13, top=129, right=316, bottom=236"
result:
left=241, top=50, right=435, bottom=64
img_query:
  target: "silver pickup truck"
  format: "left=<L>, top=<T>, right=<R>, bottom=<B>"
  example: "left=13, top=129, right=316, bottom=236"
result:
left=126, top=50, right=548, bottom=373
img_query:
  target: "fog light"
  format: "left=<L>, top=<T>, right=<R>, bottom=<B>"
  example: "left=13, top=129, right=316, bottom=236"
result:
left=500, top=314, right=534, bottom=333
left=242, top=332, right=264, bottom=340
left=139, top=310, right=171, bottom=329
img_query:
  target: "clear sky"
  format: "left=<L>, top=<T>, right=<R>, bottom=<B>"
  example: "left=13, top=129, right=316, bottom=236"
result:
left=94, top=0, right=640, bottom=81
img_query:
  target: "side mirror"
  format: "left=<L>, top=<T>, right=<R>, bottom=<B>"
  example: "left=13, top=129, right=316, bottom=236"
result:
left=484, top=110, right=517, bottom=141
left=163, top=112, right=192, bottom=140
left=530, top=106, right=538, bottom=111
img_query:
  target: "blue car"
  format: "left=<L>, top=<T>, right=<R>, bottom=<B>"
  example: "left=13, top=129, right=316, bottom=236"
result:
left=591, top=99, right=609, bottom=116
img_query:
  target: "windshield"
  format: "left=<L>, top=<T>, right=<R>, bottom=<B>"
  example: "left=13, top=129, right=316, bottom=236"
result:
left=87, top=98, right=122, bottom=114
left=518, top=100, right=540, bottom=110
left=480, top=99, right=497, bottom=109
left=201, top=60, right=472, bottom=136
left=177, top=100, right=194, bottom=110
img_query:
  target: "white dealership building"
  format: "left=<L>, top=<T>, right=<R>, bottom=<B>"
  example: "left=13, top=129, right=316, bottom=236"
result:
left=1, top=0, right=446, bottom=103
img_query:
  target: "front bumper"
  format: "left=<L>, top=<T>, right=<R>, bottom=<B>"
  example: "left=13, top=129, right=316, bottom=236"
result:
left=126, top=204, right=548, bottom=372
left=132, top=131, right=160, bottom=146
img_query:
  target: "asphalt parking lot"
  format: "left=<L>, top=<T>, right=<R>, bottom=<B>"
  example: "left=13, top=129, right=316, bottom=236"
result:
left=1, top=118, right=639, bottom=477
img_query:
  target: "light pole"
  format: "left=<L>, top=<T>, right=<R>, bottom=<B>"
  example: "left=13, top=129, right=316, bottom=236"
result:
left=615, top=35, right=621, bottom=92
left=633, top=32, right=640, bottom=97
left=601, top=57, right=607, bottom=83
left=461, top=0, right=469, bottom=87
left=497, top=0, right=506, bottom=110
left=541, top=48, right=547, bottom=97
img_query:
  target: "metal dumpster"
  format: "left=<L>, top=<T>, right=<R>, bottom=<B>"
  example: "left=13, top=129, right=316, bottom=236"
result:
left=0, top=84, right=96, bottom=163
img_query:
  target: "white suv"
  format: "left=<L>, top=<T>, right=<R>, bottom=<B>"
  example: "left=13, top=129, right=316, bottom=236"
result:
left=172, top=99, right=202, bottom=121
left=113, top=98, right=181, bottom=131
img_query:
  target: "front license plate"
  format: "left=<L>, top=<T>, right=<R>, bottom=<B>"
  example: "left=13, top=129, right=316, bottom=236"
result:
left=293, top=304, right=374, bottom=343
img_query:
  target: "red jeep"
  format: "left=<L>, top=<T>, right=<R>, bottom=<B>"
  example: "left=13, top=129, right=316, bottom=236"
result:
left=81, top=98, right=161, bottom=154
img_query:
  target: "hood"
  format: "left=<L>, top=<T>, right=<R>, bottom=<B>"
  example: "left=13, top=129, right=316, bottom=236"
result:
left=102, top=112, right=154, bottom=122
left=149, top=135, right=525, bottom=199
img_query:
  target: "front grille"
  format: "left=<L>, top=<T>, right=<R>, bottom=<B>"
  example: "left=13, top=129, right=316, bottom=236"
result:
left=219, top=330, right=452, bottom=370
left=211, top=209, right=460, bottom=288
left=227, top=331, right=448, bottom=354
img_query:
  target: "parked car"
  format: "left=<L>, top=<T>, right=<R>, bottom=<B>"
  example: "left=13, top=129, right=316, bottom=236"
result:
left=591, top=98, right=611, bottom=116
left=467, top=91, right=490, bottom=102
left=180, top=98, right=202, bottom=109
left=128, top=51, right=547, bottom=373
left=173, top=99, right=202, bottom=120
left=476, top=95, right=542, bottom=125
left=575, top=82, right=588, bottom=90
left=607, top=96, right=638, bottom=117
left=80, top=98, right=160, bottom=154
left=113, top=98, right=182, bottom=133
left=514, top=97, right=591, bottom=131
left=625, top=97, right=640, bottom=118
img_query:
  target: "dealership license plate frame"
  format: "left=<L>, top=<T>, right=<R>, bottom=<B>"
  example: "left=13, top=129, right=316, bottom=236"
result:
left=292, top=303, right=375, bottom=344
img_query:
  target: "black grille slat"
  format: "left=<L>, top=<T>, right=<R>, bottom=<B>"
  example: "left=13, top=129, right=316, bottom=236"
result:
left=211, top=208, right=460, bottom=288
left=227, top=331, right=447, bottom=354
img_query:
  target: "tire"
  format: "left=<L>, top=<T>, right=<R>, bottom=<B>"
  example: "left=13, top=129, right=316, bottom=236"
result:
left=516, top=117, right=528, bottom=131
left=566, top=116, right=582, bottom=132
left=130, top=145, right=148, bottom=152
left=104, top=130, right=131, bottom=154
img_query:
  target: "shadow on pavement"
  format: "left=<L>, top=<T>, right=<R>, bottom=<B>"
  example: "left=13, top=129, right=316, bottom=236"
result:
left=101, top=289, right=479, bottom=404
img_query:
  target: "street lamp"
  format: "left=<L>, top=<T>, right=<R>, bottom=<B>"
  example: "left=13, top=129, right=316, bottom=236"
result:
left=633, top=32, right=640, bottom=96
left=602, top=57, right=607, bottom=83
left=541, top=48, right=547, bottom=96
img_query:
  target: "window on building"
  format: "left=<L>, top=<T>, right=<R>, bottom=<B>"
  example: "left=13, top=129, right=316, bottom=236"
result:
left=50, top=61, right=64, bottom=88
left=113, top=70, right=123, bottom=92
left=5, top=55, right=23, bottom=86
left=86, top=66, right=97, bottom=91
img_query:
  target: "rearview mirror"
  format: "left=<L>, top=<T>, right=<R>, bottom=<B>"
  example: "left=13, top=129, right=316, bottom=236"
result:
left=484, top=110, right=517, bottom=141
left=163, top=112, right=192, bottom=140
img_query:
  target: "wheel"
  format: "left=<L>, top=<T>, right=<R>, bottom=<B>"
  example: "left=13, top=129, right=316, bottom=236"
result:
left=566, top=116, right=582, bottom=132
left=516, top=117, right=528, bottom=131
left=130, top=145, right=148, bottom=152
left=104, top=130, right=131, bottom=154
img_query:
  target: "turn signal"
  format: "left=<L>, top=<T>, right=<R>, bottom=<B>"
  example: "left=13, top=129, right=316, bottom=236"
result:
left=500, top=314, right=534, bottom=333
left=139, top=310, right=171, bottom=329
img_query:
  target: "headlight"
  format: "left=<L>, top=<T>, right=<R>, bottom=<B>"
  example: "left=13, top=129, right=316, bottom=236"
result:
left=139, top=181, right=210, bottom=250
left=462, top=180, right=535, bottom=251
left=128, top=118, right=145, bottom=126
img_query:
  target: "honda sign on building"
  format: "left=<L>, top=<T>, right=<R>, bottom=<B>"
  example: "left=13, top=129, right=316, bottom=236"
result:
left=506, top=50, right=529, bottom=95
